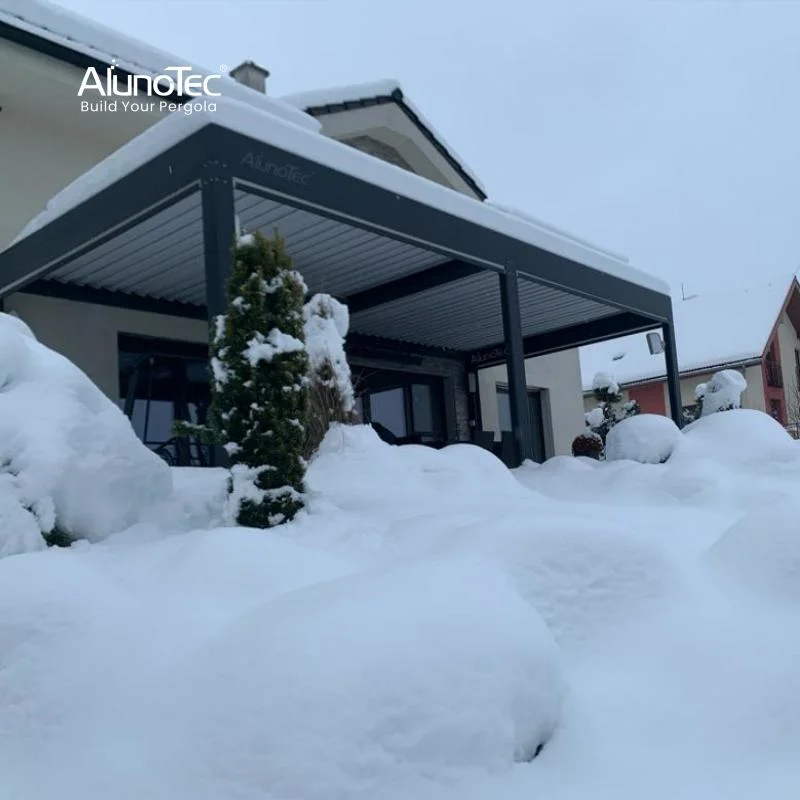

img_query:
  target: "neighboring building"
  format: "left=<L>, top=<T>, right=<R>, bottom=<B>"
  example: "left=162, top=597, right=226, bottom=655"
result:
left=0, top=0, right=678, bottom=466
left=580, top=275, right=800, bottom=428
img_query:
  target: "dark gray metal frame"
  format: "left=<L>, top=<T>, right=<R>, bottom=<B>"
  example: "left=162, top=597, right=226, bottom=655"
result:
left=0, top=123, right=683, bottom=465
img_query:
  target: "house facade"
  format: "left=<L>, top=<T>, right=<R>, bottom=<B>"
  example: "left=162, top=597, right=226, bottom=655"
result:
left=581, top=276, right=800, bottom=428
left=0, top=1, right=679, bottom=466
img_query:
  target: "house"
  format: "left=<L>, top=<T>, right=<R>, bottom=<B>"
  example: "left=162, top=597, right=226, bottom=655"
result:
left=580, top=275, right=800, bottom=427
left=0, top=0, right=680, bottom=466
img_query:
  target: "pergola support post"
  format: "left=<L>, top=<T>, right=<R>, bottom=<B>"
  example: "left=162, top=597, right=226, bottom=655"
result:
left=499, top=268, right=535, bottom=465
left=201, top=160, right=236, bottom=466
left=663, top=320, right=683, bottom=428
left=201, top=160, right=236, bottom=322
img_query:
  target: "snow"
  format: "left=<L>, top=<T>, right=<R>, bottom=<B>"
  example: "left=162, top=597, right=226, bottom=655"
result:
left=7, top=94, right=667, bottom=296
left=0, top=0, right=318, bottom=133
left=605, top=414, right=681, bottom=464
left=281, top=79, right=488, bottom=196
left=699, top=368, right=747, bottom=415
left=591, top=371, right=620, bottom=395
left=6, top=337, right=800, bottom=797
left=0, top=313, right=170, bottom=554
left=580, top=275, right=796, bottom=390
left=243, top=329, right=304, bottom=366
left=584, top=407, right=604, bottom=427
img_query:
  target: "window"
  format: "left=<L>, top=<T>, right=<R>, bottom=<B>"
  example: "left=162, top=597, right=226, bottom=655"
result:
left=369, top=387, right=408, bottom=437
left=118, top=334, right=212, bottom=466
left=766, top=342, right=783, bottom=388
left=353, top=369, right=446, bottom=443
left=770, top=398, right=784, bottom=423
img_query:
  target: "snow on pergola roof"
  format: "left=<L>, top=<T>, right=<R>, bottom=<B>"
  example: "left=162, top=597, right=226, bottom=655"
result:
left=13, top=97, right=665, bottom=297
left=281, top=79, right=487, bottom=198
left=0, top=92, right=673, bottom=359
left=579, top=275, right=797, bottom=390
left=0, top=0, right=317, bottom=132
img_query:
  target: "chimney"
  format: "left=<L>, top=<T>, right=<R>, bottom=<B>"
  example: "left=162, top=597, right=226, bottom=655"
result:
left=229, top=61, right=270, bottom=94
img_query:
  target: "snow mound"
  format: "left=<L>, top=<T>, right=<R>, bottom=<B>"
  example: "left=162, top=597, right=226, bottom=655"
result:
left=705, top=503, right=800, bottom=603
left=155, top=556, right=564, bottom=799
left=447, top=517, right=677, bottom=647
left=678, top=408, right=798, bottom=465
left=307, top=425, right=527, bottom=514
left=0, top=314, right=171, bottom=553
left=605, top=414, right=681, bottom=464
left=699, top=369, right=747, bottom=415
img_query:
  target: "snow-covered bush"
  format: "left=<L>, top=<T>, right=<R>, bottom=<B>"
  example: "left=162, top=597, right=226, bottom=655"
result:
left=303, top=294, right=357, bottom=460
left=0, top=313, right=171, bottom=555
left=605, top=414, right=681, bottom=464
left=572, top=431, right=603, bottom=460
left=585, top=371, right=640, bottom=451
left=211, top=232, right=309, bottom=528
left=695, top=369, right=747, bottom=418
left=157, top=555, right=564, bottom=797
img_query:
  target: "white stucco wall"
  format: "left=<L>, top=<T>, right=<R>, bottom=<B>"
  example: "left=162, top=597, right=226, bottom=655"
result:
left=0, top=40, right=162, bottom=250
left=478, top=349, right=584, bottom=458
left=6, top=293, right=208, bottom=401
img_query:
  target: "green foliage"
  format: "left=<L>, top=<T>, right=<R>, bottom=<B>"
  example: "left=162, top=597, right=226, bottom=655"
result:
left=211, top=232, right=310, bottom=528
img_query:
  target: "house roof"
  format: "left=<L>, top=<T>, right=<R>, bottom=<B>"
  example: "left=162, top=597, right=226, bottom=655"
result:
left=281, top=80, right=487, bottom=199
left=0, top=0, right=318, bottom=132
left=579, top=274, right=798, bottom=391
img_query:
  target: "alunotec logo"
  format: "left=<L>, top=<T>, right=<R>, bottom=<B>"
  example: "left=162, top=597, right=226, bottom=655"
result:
left=240, top=153, right=312, bottom=185
left=78, top=64, right=221, bottom=115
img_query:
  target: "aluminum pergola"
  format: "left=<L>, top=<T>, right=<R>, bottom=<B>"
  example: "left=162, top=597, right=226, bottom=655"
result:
left=0, top=116, right=682, bottom=463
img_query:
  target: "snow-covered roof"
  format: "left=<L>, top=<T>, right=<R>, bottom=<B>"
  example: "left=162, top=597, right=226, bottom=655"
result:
left=281, top=79, right=487, bottom=198
left=579, top=275, right=797, bottom=391
left=9, top=95, right=668, bottom=298
left=0, top=0, right=319, bottom=132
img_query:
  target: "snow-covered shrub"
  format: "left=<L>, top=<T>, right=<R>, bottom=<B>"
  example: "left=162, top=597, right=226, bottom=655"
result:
left=605, top=414, right=681, bottom=464
left=211, top=232, right=309, bottom=528
left=157, top=555, right=564, bottom=797
left=586, top=371, right=640, bottom=450
left=572, top=431, right=603, bottom=460
left=697, top=369, right=747, bottom=417
left=303, top=294, right=357, bottom=460
left=0, top=313, right=171, bottom=555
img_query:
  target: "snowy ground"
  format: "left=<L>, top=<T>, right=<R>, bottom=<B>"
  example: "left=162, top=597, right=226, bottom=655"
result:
left=3, top=410, right=800, bottom=798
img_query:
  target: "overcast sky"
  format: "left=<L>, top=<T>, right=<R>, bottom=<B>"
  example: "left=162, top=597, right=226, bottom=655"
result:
left=56, top=0, right=800, bottom=294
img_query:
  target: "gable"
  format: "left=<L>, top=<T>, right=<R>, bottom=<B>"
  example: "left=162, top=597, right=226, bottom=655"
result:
left=281, top=82, right=486, bottom=200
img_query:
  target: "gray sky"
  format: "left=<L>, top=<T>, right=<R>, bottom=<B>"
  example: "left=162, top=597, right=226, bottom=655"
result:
left=56, top=0, right=800, bottom=293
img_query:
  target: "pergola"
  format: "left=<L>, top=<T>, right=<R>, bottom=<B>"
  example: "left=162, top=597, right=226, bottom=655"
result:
left=0, top=102, right=682, bottom=463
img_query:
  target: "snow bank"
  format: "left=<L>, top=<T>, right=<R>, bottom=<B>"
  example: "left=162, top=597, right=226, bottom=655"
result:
left=699, top=369, right=747, bottom=415
left=153, top=555, right=563, bottom=800
left=0, top=314, right=170, bottom=553
left=605, top=414, right=681, bottom=464
left=705, top=503, right=800, bottom=603
left=307, top=424, right=529, bottom=514
left=678, top=408, right=798, bottom=465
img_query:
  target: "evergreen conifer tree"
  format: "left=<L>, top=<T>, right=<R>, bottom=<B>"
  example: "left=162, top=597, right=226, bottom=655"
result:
left=210, top=232, right=309, bottom=527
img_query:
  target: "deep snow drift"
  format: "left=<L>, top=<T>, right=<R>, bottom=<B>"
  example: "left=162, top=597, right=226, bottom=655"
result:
left=0, top=313, right=170, bottom=555
left=2, top=385, right=800, bottom=798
